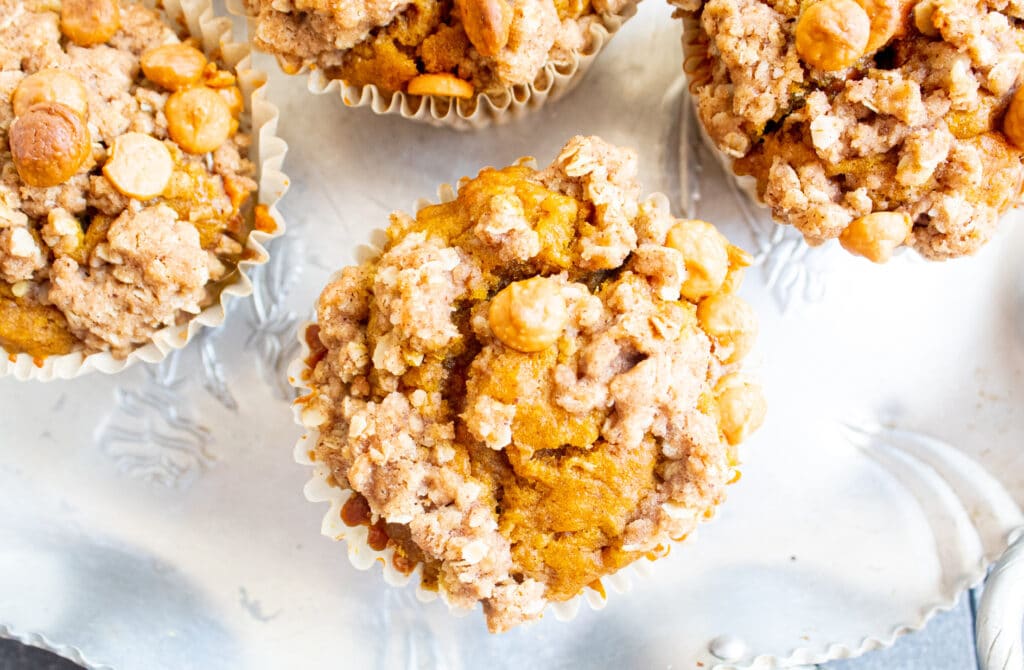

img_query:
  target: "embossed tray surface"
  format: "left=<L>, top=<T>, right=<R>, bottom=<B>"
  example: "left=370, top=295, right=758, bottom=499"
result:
left=1, top=3, right=1023, bottom=668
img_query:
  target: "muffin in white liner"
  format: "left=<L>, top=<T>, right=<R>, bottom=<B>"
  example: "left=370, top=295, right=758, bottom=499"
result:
left=0, top=0, right=289, bottom=381
left=230, top=0, right=637, bottom=129
left=289, top=323, right=647, bottom=625
left=288, top=136, right=766, bottom=632
left=675, top=1, right=1024, bottom=263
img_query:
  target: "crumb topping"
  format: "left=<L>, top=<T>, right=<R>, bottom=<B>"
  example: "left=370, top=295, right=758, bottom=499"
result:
left=680, top=0, right=1024, bottom=260
left=0, top=0, right=258, bottom=359
left=48, top=204, right=209, bottom=352
left=246, top=0, right=628, bottom=96
left=303, top=136, right=765, bottom=632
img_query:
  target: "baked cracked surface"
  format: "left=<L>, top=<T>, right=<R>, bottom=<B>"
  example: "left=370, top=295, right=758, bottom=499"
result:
left=300, top=136, right=767, bottom=632
left=680, top=0, right=1024, bottom=261
left=0, top=0, right=257, bottom=360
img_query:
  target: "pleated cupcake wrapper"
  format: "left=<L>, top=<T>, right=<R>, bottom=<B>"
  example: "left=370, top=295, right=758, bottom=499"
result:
left=0, top=0, right=289, bottom=381
left=228, top=0, right=638, bottom=130
left=680, top=13, right=764, bottom=205
left=288, top=326, right=648, bottom=624
left=286, top=179, right=736, bottom=627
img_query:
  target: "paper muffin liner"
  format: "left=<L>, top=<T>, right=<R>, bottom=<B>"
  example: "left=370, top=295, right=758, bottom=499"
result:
left=286, top=178, right=746, bottom=628
left=229, top=0, right=638, bottom=130
left=0, top=0, right=289, bottom=381
left=680, top=14, right=763, bottom=206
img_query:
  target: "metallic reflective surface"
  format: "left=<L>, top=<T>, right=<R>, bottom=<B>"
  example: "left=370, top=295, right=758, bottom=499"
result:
left=1, top=2, right=1022, bottom=668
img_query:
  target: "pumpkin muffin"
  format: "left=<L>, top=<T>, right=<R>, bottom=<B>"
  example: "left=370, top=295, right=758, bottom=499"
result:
left=0, top=0, right=258, bottom=361
left=678, top=0, right=1024, bottom=262
left=244, top=0, right=635, bottom=100
left=297, top=136, right=767, bottom=632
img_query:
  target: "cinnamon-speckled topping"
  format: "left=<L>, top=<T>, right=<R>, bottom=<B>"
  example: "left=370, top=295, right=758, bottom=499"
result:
left=245, top=0, right=634, bottom=97
left=0, top=0, right=257, bottom=359
left=300, top=136, right=766, bottom=632
left=678, top=0, right=1024, bottom=261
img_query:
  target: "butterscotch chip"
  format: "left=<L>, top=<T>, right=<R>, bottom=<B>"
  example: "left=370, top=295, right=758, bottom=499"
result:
left=839, top=211, right=911, bottom=263
left=10, top=281, right=32, bottom=299
left=103, top=133, right=174, bottom=200
left=665, top=219, right=730, bottom=302
left=60, top=0, right=120, bottom=47
left=457, top=0, right=512, bottom=57
left=697, top=293, right=757, bottom=364
left=721, top=244, right=753, bottom=295
left=218, top=86, right=245, bottom=118
left=165, top=86, right=233, bottom=154
left=10, top=102, right=91, bottom=188
left=855, top=0, right=908, bottom=53
left=488, top=276, right=568, bottom=352
left=913, top=0, right=939, bottom=36
left=406, top=73, right=475, bottom=98
left=201, top=65, right=236, bottom=89
left=141, top=43, right=208, bottom=91
left=795, top=0, right=871, bottom=71
left=12, top=69, right=89, bottom=118
left=715, top=374, right=767, bottom=446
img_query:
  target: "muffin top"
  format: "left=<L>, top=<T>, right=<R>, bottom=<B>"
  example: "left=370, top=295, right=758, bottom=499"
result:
left=301, top=136, right=766, bottom=632
left=0, top=0, right=257, bottom=360
left=680, top=0, right=1024, bottom=261
left=246, top=0, right=633, bottom=97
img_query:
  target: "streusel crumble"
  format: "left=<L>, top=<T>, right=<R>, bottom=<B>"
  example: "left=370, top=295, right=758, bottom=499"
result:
left=678, top=0, right=1024, bottom=261
left=0, top=0, right=258, bottom=359
left=246, top=0, right=633, bottom=98
left=299, top=136, right=766, bottom=632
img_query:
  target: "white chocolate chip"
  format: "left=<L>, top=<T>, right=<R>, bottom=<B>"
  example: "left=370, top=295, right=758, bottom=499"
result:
left=810, top=114, right=843, bottom=151
left=348, top=413, right=368, bottom=438
left=0, top=203, right=29, bottom=229
left=49, top=208, right=81, bottom=236
left=8, top=227, right=37, bottom=257
left=461, top=539, right=489, bottom=565
left=103, top=132, right=174, bottom=200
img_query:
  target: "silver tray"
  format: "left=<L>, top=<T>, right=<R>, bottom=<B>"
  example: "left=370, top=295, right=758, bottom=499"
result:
left=1, top=2, right=1022, bottom=668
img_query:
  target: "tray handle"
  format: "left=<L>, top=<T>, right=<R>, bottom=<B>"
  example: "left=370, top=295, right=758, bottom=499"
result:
left=977, top=530, right=1024, bottom=670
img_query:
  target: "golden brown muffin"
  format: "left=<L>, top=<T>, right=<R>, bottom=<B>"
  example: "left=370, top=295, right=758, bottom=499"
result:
left=298, top=136, right=766, bottom=632
left=0, top=0, right=258, bottom=360
left=678, top=0, right=1024, bottom=261
left=245, top=0, right=635, bottom=98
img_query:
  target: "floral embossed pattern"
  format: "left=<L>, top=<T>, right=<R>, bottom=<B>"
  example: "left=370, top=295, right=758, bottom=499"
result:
left=97, top=350, right=215, bottom=488
left=95, top=226, right=304, bottom=487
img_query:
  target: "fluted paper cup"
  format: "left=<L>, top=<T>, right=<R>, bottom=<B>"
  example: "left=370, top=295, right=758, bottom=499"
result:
left=287, top=175, right=751, bottom=628
left=0, top=0, right=289, bottom=381
left=230, top=0, right=638, bottom=129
